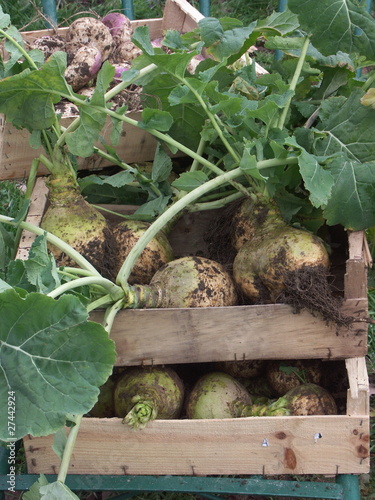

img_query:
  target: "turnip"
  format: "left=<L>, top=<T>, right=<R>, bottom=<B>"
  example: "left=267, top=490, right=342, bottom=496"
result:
left=186, top=372, right=253, bottom=419
left=265, top=359, right=323, bottom=397
left=64, top=45, right=103, bottom=91
left=266, top=383, right=337, bottom=416
left=232, top=197, right=330, bottom=303
left=215, top=359, right=266, bottom=380
left=101, top=12, right=132, bottom=38
left=145, top=256, right=238, bottom=308
left=112, top=220, right=174, bottom=284
left=114, top=366, right=184, bottom=429
left=65, top=17, right=113, bottom=64
left=30, top=35, right=65, bottom=60
left=40, top=175, right=115, bottom=278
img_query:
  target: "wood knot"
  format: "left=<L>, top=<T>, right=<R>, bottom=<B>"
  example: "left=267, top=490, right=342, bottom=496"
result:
left=284, top=447, right=297, bottom=470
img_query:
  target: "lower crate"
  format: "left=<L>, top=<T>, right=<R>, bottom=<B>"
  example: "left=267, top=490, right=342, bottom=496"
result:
left=24, top=358, right=369, bottom=475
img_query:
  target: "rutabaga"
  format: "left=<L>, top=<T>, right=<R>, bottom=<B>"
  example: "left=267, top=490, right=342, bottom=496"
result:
left=114, top=366, right=185, bottom=429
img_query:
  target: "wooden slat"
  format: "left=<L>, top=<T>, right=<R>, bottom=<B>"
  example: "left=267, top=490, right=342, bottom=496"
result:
left=15, top=177, right=49, bottom=258
left=90, top=298, right=368, bottom=366
left=23, top=414, right=370, bottom=476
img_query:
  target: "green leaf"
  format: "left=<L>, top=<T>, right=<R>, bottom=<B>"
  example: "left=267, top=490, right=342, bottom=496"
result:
left=288, top=0, right=375, bottom=60
left=198, top=17, right=257, bottom=61
left=140, top=108, right=173, bottom=132
left=256, top=9, right=300, bottom=35
left=172, top=171, right=209, bottom=192
left=65, top=63, right=114, bottom=157
left=0, top=289, right=116, bottom=441
left=6, top=234, right=60, bottom=294
left=0, top=52, right=70, bottom=130
left=285, top=137, right=334, bottom=208
left=314, top=90, right=375, bottom=163
left=22, top=475, right=49, bottom=500
left=239, top=148, right=267, bottom=181
left=40, top=481, right=80, bottom=499
left=322, top=155, right=375, bottom=230
left=133, top=195, right=170, bottom=219
left=0, top=7, right=11, bottom=29
left=52, top=427, right=68, bottom=460
left=152, top=143, right=173, bottom=183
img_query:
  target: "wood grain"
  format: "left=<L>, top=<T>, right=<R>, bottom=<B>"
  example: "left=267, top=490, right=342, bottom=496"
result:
left=24, top=414, right=370, bottom=476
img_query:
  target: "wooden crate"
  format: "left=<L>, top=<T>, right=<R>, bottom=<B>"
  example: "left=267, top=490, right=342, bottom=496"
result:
left=0, top=0, right=267, bottom=181
left=18, top=177, right=371, bottom=476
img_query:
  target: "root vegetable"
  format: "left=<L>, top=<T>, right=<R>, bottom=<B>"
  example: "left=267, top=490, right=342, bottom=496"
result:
left=30, top=35, right=65, bottom=60
left=232, top=198, right=330, bottom=302
left=40, top=176, right=116, bottom=280
left=64, top=45, right=103, bottom=91
left=114, top=366, right=184, bottom=428
left=101, top=12, right=132, bottom=38
left=112, top=220, right=174, bottom=284
left=65, top=17, right=113, bottom=64
left=186, top=371, right=253, bottom=419
left=265, top=359, right=323, bottom=396
left=215, top=359, right=266, bottom=380
left=145, top=256, right=238, bottom=308
left=241, top=383, right=337, bottom=416
left=272, top=383, right=337, bottom=416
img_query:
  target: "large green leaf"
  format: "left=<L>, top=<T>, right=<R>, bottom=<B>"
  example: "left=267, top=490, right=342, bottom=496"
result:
left=314, top=90, right=375, bottom=163
left=0, top=52, right=70, bottom=130
left=0, top=289, right=116, bottom=441
left=288, top=0, right=375, bottom=60
left=322, top=154, right=375, bottom=230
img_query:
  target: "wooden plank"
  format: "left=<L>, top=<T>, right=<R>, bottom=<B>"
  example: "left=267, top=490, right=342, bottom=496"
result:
left=23, top=414, right=370, bottom=476
left=90, top=298, right=368, bottom=366
left=0, top=111, right=159, bottom=181
left=15, top=177, right=49, bottom=258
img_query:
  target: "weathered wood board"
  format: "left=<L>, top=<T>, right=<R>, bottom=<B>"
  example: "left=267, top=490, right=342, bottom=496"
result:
left=24, top=412, right=370, bottom=476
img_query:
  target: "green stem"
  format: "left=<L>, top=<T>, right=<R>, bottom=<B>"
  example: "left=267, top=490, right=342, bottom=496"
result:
left=362, top=72, right=375, bottom=92
left=0, top=28, right=38, bottom=69
left=277, top=36, right=310, bottom=130
left=57, top=415, right=83, bottom=483
left=0, top=215, right=101, bottom=276
left=103, top=298, right=126, bottom=333
left=86, top=294, right=114, bottom=313
left=117, top=156, right=298, bottom=289
left=48, top=276, right=124, bottom=301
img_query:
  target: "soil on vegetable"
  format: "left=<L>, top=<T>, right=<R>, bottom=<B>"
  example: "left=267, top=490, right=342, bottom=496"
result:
left=204, top=199, right=242, bottom=266
left=81, top=225, right=119, bottom=281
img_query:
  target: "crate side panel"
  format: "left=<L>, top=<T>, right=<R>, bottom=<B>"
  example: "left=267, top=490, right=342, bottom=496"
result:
left=90, top=298, right=368, bottom=366
left=0, top=112, right=159, bottom=180
left=24, top=415, right=370, bottom=476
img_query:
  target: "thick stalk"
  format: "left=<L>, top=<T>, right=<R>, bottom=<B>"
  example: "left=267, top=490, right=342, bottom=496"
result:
left=277, top=36, right=310, bottom=130
left=117, top=156, right=298, bottom=289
